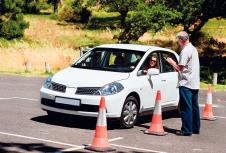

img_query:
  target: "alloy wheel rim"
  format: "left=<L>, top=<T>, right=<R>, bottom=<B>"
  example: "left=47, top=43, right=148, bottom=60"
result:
left=123, top=101, right=137, bottom=125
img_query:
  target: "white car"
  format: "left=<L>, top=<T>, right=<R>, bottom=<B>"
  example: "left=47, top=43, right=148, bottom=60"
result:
left=40, top=44, right=179, bottom=128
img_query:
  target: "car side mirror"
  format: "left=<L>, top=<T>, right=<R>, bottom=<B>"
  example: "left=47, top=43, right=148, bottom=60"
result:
left=137, top=70, right=144, bottom=76
left=148, top=68, right=159, bottom=76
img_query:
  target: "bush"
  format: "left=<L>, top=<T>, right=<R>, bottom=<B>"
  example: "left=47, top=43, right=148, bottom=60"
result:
left=87, top=12, right=120, bottom=29
left=79, top=7, right=91, bottom=23
left=200, top=56, right=226, bottom=85
left=58, top=0, right=91, bottom=23
left=0, top=0, right=29, bottom=40
left=22, top=0, right=50, bottom=14
left=87, top=16, right=99, bottom=28
left=0, top=14, right=29, bottom=40
left=118, top=3, right=181, bottom=43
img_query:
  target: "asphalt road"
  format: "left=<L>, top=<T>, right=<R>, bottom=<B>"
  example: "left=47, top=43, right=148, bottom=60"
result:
left=0, top=75, right=226, bottom=153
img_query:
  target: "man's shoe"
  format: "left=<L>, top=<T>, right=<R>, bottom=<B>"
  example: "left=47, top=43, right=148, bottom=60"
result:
left=193, top=132, right=200, bottom=134
left=176, top=131, right=192, bottom=136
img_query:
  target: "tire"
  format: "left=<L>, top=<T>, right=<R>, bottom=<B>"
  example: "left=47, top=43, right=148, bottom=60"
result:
left=119, top=96, right=139, bottom=129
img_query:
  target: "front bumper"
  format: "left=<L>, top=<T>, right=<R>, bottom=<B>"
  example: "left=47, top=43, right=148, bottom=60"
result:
left=40, top=87, right=125, bottom=118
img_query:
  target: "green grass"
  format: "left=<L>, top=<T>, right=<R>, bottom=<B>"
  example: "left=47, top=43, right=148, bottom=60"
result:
left=1, top=13, right=226, bottom=82
left=88, top=11, right=120, bottom=29
left=201, top=18, right=226, bottom=41
left=92, top=11, right=120, bottom=19
left=25, top=14, right=53, bottom=20
left=200, top=82, right=226, bottom=91
left=202, top=18, right=226, bottom=28
left=1, top=14, right=225, bottom=50
left=57, top=30, right=117, bottom=48
left=0, top=70, right=53, bottom=77
left=0, top=37, right=43, bottom=48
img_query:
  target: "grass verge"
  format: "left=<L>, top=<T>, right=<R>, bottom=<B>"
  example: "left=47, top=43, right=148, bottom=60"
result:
left=200, top=82, right=226, bottom=91
left=0, top=70, right=53, bottom=77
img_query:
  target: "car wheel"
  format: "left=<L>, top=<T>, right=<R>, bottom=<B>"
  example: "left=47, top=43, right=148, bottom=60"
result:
left=120, top=96, right=139, bottom=129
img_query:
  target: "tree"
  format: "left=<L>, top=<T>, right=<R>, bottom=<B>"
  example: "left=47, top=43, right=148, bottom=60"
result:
left=58, top=0, right=91, bottom=23
left=163, top=0, right=226, bottom=36
left=22, top=0, right=50, bottom=14
left=162, top=0, right=204, bottom=32
left=192, top=0, right=226, bottom=35
left=119, top=3, right=181, bottom=43
left=100, top=0, right=142, bottom=27
left=47, top=0, right=63, bottom=13
left=0, top=0, right=29, bottom=39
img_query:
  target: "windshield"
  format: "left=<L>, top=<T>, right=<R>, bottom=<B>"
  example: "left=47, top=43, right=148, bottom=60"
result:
left=72, top=48, right=144, bottom=72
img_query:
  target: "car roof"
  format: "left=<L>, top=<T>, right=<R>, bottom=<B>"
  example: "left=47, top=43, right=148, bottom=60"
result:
left=97, top=44, right=173, bottom=52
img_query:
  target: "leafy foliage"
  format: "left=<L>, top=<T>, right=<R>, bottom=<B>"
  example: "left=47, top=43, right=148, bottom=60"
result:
left=163, top=0, right=226, bottom=36
left=119, top=3, right=181, bottom=43
left=58, top=0, right=91, bottom=23
left=100, top=0, right=142, bottom=26
left=162, top=0, right=204, bottom=30
left=47, top=0, right=62, bottom=13
left=0, top=0, right=29, bottom=39
left=22, top=0, right=50, bottom=14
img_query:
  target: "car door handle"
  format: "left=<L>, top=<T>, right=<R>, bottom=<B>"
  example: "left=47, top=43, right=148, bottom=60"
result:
left=161, top=80, right=166, bottom=82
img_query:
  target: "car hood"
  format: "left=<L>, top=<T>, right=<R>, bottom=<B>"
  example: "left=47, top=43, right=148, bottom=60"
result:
left=52, top=67, right=130, bottom=87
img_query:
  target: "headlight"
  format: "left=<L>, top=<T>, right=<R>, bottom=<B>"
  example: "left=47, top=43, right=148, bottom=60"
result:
left=96, top=82, right=124, bottom=96
left=43, top=77, right=52, bottom=89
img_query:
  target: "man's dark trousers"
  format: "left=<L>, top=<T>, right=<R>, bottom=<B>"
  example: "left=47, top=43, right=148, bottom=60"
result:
left=179, top=86, right=200, bottom=135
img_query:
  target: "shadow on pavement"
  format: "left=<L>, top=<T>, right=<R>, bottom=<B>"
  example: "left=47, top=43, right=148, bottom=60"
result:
left=0, top=142, right=62, bottom=153
left=31, top=115, right=121, bottom=130
left=31, top=110, right=179, bottom=130
left=163, top=126, right=180, bottom=134
left=0, top=142, right=158, bottom=153
left=31, top=115, right=97, bottom=130
left=137, top=110, right=180, bottom=129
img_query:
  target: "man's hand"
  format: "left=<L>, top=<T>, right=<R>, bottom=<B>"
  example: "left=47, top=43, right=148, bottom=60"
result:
left=166, top=57, right=184, bottom=72
left=166, top=57, right=176, bottom=66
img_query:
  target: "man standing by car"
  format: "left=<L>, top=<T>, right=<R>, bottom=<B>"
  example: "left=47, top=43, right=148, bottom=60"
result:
left=166, top=31, right=200, bottom=136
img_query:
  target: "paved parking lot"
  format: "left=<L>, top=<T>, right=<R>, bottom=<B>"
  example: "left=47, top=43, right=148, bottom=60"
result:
left=0, top=75, right=226, bottom=153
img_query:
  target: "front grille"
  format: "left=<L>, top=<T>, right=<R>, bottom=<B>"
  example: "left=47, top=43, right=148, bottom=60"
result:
left=75, top=87, right=101, bottom=95
left=51, top=82, right=66, bottom=93
left=41, top=98, right=99, bottom=112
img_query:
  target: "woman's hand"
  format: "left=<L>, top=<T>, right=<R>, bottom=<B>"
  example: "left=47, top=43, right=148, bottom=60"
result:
left=143, top=70, right=147, bottom=74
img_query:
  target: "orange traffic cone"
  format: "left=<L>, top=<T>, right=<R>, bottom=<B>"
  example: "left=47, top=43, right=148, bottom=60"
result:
left=144, top=90, right=167, bottom=136
left=202, top=84, right=217, bottom=121
left=85, top=96, right=115, bottom=152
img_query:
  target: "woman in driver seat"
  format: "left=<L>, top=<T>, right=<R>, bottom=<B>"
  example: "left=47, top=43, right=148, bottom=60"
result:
left=143, top=55, right=158, bottom=74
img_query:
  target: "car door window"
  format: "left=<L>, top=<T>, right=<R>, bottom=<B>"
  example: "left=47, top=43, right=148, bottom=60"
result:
left=139, top=52, right=160, bottom=75
left=105, top=51, right=143, bottom=71
left=160, top=52, right=178, bottom=73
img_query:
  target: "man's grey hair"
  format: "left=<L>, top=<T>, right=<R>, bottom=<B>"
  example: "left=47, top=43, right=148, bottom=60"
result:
left=176, top=31, right=189, bottom=41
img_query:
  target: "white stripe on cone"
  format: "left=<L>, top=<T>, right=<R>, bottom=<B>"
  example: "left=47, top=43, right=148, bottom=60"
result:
left=206, top=92, right=212, bottom=104
left=96, top=108, right=107, bottom=126
left=153, top=100, right=162, bottom=114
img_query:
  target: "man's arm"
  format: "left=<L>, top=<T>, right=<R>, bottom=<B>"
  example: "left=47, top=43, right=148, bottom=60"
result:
left=166, top=57, right=184, bottom=72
